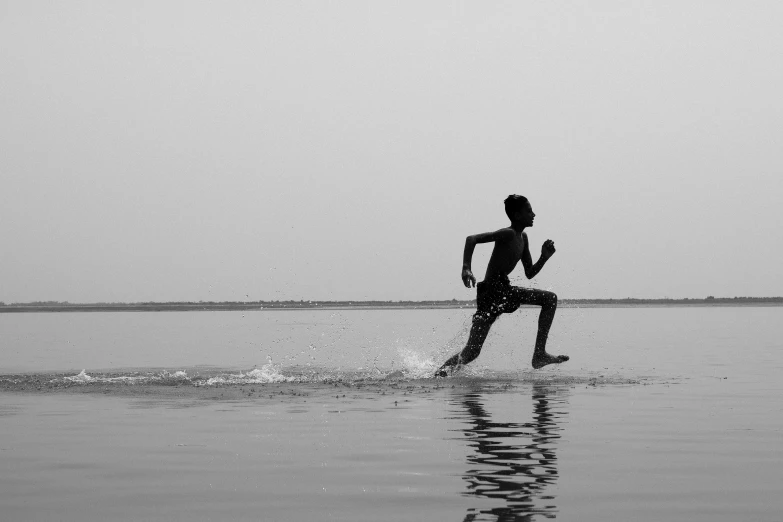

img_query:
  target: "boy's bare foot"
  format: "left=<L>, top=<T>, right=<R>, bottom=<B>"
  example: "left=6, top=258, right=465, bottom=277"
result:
left=434, top=363, right=461, bottom=378
left=531, top=353, right=569, bottom=369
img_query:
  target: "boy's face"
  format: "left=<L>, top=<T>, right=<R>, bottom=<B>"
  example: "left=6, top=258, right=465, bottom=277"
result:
left=515, top=202, right=535, bottom=227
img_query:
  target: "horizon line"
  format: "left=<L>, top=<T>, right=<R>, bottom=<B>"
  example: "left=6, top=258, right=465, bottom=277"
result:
left=3, top=296, right=783, bottom=306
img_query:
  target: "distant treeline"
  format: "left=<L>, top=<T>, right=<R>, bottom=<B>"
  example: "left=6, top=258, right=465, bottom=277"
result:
left=1, top=296, right=782, bottom=312
left=564, top=296, right=783, bottom=305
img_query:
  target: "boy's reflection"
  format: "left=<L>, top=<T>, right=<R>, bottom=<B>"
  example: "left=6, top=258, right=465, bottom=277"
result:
left=454, top=384, right=568, bottom=521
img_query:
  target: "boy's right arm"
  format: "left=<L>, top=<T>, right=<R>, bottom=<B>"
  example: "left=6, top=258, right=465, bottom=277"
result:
left=461, top=228, right=514, bottom=287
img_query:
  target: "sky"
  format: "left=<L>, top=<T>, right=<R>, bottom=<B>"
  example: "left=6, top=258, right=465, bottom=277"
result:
left=1, top=1, right=782, bottom=303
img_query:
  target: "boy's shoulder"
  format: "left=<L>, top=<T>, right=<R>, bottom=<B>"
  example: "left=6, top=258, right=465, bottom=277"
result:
left=492, top=227, right=517, bottom=241
left=489, top=227, right=527, bottom=247
left=500, top=226, right=526, bottom=240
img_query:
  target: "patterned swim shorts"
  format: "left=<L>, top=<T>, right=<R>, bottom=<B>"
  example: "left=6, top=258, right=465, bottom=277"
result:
left=474, top=276, right=537, bottom=324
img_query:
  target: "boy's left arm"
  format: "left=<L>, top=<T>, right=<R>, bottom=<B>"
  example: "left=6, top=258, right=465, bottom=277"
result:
left=521, top=233, right=556, bottom=279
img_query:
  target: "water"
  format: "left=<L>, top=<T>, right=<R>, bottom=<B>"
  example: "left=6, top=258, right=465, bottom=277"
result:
left=1, top=307, right=782, bottom=520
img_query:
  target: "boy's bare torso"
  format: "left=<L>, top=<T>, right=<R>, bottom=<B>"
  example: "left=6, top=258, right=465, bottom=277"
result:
left=484, top=229, right=528, bottom=281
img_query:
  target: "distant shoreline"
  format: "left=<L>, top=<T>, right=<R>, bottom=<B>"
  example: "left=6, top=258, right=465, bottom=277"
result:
left=1, top=297, right=782, bottom=313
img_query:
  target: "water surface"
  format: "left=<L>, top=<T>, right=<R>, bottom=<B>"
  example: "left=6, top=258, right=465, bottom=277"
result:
left=1, top=307, right=782, bottom=520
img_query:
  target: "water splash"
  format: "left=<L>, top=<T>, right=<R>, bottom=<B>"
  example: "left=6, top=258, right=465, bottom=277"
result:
left=396, top=347, right=437, bottom=379
left=64, top=369, right=94, bottom=382
left=61, top=369, right=190, bottom=384
left=198, top=364, right=294, bottom=386
left=38, top=363, right=646, bottom=389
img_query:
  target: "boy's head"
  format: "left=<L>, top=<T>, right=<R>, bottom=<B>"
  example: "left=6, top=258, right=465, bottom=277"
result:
left=504, top=194, right=531, bottom=220
left=504, top=194, right=535, bottom=227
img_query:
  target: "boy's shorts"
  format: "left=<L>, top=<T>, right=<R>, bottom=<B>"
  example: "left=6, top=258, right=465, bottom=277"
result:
left=474, top=276, right=529, bottom=324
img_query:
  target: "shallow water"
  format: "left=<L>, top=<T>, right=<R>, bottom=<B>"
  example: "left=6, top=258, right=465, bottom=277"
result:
left=1, top=307, right=782, bottom=520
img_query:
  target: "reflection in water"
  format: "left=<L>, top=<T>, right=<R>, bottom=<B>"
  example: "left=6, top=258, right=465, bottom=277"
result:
left=453, top=384, right=568, bottom=521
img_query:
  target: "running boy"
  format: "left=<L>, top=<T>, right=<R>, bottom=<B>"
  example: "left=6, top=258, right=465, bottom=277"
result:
left=435, top=195, right=569, bottom=376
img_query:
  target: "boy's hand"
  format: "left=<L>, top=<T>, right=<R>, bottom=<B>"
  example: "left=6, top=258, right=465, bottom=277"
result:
left=541, top=239, right=556, bottom=260
left=462, top=268, right=476, bottom=288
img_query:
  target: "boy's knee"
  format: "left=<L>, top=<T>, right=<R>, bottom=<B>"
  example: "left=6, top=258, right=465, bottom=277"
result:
left=544, top=291, right=557, bottom=308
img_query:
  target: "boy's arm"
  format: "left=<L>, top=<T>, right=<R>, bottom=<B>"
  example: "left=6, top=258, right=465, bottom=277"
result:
left=521, top=233, right=556, bottom=279
left=461, top=228, right=515, bottom=287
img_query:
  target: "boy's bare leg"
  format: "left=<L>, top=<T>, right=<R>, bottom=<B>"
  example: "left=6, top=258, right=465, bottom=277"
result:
left=435, top=319, right=493, bottom=377
left=435, top=288, right=568, bottom=377
left=526, top=290, right=569, bottom=369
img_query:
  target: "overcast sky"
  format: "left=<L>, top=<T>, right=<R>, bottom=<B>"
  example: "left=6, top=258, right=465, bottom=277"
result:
left=2, top=1, right=782, bottom=302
